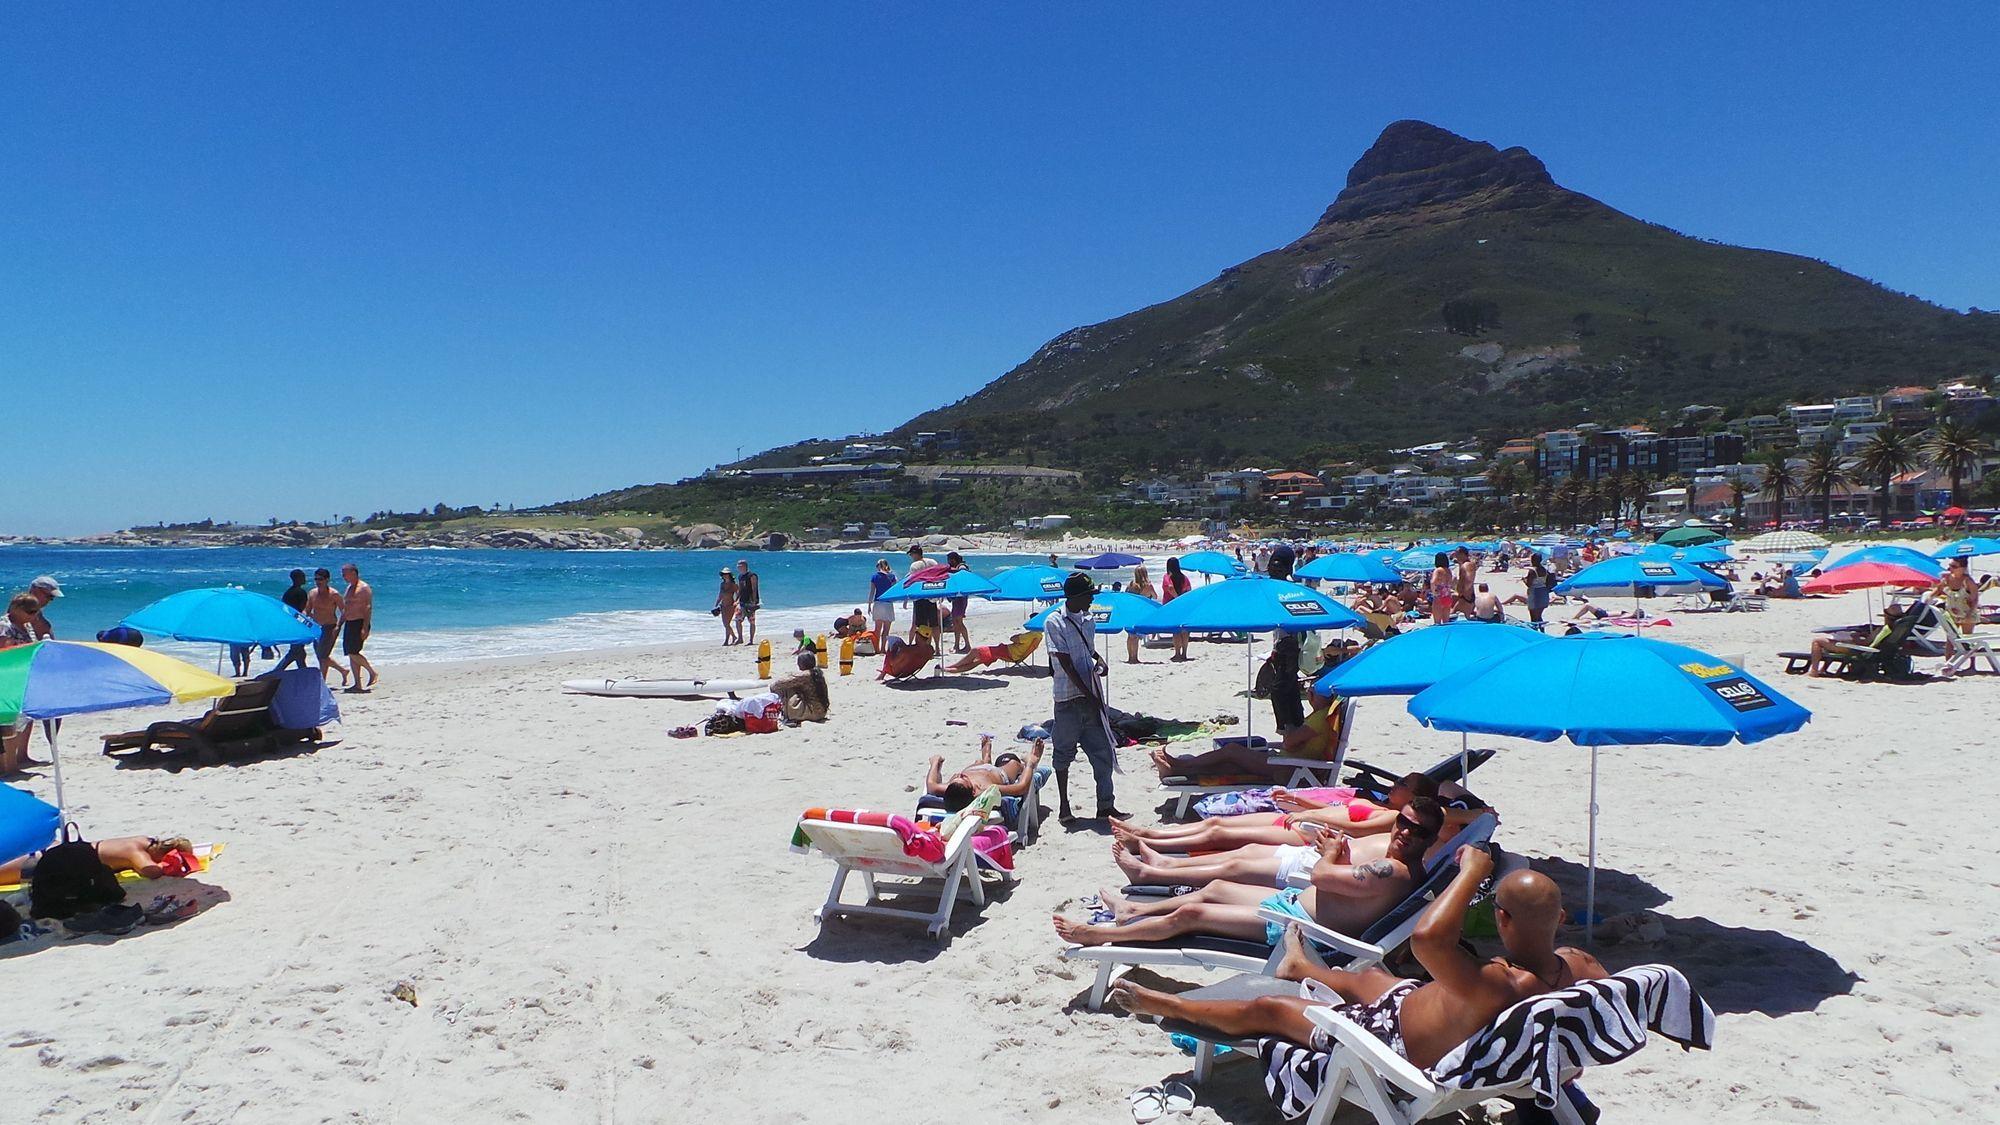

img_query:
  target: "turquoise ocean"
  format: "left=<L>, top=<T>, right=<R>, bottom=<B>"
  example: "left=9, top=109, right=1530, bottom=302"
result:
left=0, top=546, right=1051, bottom=664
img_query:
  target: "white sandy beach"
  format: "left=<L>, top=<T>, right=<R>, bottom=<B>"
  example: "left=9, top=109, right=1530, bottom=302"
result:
left=4, top=565, right=1998, bottom=1124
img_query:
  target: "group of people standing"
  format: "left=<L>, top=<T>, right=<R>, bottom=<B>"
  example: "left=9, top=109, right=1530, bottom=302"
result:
left=712, top=559, right=762, bottom=646
left=277, top=565, right=379, bottom=692
left=2, top=576, right=63, bottom=773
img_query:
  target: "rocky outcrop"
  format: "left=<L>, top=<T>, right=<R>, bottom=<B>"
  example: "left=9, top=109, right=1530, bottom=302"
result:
left=1317, top=120, right=1556, bottom=225
left=233, top=523, right=319, bottom=547
left=675, top=523, right=728, bottom=549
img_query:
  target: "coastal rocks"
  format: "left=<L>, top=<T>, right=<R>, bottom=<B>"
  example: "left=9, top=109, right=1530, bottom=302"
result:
left=614, top=527, right=645, bottom=543
left=234, top=523, right=319, bottom=547
left=763, top=531, right=791, bottom=551
left=675, top=524, right=728, bottom=549
left=473, top=528, right=628, bottom=550
left=336, top=529, right=397, bottom=548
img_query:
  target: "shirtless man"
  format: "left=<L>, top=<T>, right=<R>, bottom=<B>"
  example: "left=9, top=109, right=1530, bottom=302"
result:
left=305, top=568, right=349, bottom=686
left=924, top=735, right=1045, bottom=812
left=1108, top=846, right=1605, bottom=1069
left=0, top=835, right=198, bottom=884
left=1113, top=773, right=1441, bottom=854
left=339, top=564, right=377, bottom=692
left=1453, top=547, right=1478, bottom=608
left=1053, top=798, right=1444, bottom=948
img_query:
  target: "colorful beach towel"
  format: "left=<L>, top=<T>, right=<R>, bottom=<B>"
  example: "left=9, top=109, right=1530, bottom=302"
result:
left=1194, top=786, right=1357, bottom=818
left=791, top=787, right=1014, bottom=872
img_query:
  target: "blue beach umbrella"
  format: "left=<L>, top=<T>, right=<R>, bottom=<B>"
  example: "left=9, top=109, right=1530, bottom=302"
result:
left=872, top=565, right=1000, bottom=602
left=985, top=565, right=1070, bottom=603
left=1024, top=591, right=1161, bottom=634
left=1295, top=553, right=1403, bottom=585
left=1318, top=621, right=1550, bottom=778
left=1932, top=537, right=2000, bottom=560
left=1132, top=577, right=1365, bottom=737
left=1072, top=551, right=1144, bottom=570
left=1636, top=543, right=1731, bottom=566
left=1176, top=549, right=1246, bottom=577
left=122, top=586, right=319, bottom=646
left=1556, top=556, right=1729, bottom=595
left=1408, top=632, right=1809, bottom=931
left=1391, top=548, right=1444, bottom=572
left=0, top=783, right=60, bottom=867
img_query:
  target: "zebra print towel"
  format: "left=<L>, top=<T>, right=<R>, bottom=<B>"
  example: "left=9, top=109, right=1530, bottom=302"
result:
left=1431, top=964, right=1715, bottom=1109
left=1258, top=964, right=1714, bottom=1119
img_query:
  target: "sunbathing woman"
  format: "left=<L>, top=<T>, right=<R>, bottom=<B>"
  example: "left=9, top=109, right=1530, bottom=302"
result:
left=0, top=835, right=197, bottom=884
left=1113, top=772, right=1441, bottom=854
left=1098, top=810, right=1474, bottom=915
left=1148, top=687, right=1346, bottom=781
left=1054, top=799, right=1444, bottom=949
left=924, top=735, right=1045, bottom=811
left=875, top=631, right=937, bottom=681
left=939, top=631, right=1042, bottom=674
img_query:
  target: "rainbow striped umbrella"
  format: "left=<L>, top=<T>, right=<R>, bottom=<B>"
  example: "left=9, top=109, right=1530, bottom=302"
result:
left=0, top=641, right=234, bottom=811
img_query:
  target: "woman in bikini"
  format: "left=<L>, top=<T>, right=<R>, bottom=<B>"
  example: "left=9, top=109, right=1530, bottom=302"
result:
left=715, top=570, right=740, bottom=646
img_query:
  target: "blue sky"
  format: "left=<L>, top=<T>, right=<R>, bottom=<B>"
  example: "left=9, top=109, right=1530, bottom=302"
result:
left=4, top=2, right=1996, bottom=535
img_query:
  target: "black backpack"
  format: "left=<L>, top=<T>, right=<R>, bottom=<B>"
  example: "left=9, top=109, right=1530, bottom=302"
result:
left=30, top=824, right=125, bottom=920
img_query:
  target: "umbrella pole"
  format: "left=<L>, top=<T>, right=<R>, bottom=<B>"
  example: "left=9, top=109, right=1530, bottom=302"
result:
left=49, top=730, right=66, bottom=814
left=1244, top=637, right=1254, bottom=741
left=1585, top=745, right=1600, bottom=948
left=1460, top=731, right=1469, bottom=786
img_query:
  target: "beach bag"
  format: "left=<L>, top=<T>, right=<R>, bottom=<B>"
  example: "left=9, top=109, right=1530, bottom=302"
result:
left=29, top=823, right=125, bottom=921
left=704, top=711, right=743, bottom=736
left=742, top=715, right=779, bottom=734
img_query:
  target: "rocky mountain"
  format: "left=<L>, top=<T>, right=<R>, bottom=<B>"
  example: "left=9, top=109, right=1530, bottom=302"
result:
left=885, top=120, right=2000, bottom=473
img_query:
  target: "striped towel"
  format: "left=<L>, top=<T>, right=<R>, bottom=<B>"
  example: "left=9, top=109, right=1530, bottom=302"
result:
left=1430, top=964, right=1714, bottom=1108
left=1259, top=965, right=1713, bottom=1118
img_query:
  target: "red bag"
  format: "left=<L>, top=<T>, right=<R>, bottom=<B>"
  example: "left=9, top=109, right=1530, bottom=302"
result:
left=742, top=715, right=779, bottom=734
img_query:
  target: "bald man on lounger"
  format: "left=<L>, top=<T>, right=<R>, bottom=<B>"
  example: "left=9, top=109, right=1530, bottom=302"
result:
left=1107, top=847, right=1606, bottom=1070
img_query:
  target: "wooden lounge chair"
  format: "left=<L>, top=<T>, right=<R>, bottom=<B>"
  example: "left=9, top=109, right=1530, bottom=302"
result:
left=100, top=678, right=322, bottom=766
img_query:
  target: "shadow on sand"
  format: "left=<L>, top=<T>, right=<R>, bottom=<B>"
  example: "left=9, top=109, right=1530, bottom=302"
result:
left=108, top=736, right=343, bottom=773
left=884, top=675, right=1009, bottom=692
left=1532, top=855, right=1858, bottom=1016
left=799, top=879, right=1017, bottom=965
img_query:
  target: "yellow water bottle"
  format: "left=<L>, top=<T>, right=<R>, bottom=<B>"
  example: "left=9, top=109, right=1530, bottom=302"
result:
left=838, top=635, right=855, bottom=676
left=757, top=638, right=772, bottom=678
left=815, top=635, right=829, bottom=669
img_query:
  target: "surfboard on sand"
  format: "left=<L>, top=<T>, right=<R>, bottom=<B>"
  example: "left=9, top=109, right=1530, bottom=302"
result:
left=560, top=678, right=766, bottom=699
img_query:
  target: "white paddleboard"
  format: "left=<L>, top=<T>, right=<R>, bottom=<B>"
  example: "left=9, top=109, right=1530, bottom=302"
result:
left=561, top=677, right=767, bottom=698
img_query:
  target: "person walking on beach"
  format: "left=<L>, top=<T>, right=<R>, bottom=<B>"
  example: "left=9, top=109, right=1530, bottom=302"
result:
left=304, top=568, right=349, bottom=686
left=1046, top=572, right=1127, bottom=823
left=1162, top=557, right=1193, bottom=662
left=715, top=569, right=741, bottom=645
left=1265, top=546, right=1305, bottom=733
left=272, top=569, right=312, bottom=673
left=867, top=559, right=896, bottom=641
left=340, top=564, right=378, bottom=693
left=735, top=559, right=761, bottom=645
left=20, top=576, right=60, bottom=640
left=944, top=551, right=972, bottom=654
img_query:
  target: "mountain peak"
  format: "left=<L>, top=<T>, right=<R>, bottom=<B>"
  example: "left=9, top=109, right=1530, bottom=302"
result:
left=1319, top=120, right=1557, bottom=225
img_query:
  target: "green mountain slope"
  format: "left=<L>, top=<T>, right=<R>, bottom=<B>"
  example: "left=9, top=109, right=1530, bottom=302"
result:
left=894, top=120, right=2000, bottom=472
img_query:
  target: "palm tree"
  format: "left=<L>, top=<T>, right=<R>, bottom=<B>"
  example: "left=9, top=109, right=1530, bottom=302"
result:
left=1924, top=421, right=1993, bottom=507
left=1756, top=449, right=1799, bottom=528
left=1726, top=478, right=1748, bottom=530
left=1553, top=476, right=1585, bottom=529
left=1797, top=446, right=1851, bottom=528
left=1855, top=429, right=1921, bottom=521
left=1531, top=477, right=1554, bottom=529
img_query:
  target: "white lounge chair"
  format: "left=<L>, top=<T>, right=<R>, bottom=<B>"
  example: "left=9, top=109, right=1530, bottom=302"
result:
left=1938, top=612, right=2000, bottom=676
left=796, top=792, right=1013, bottom=943
left=1157, top=701, right=1358, bottom=818
left=1285, top=963, right=1714, bottom=1125
left=1062, top=814, right=1500, bottom=1010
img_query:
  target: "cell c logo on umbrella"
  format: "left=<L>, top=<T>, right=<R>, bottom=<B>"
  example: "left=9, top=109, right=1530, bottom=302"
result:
left=1040, top=579, right=1063, bottom=593
left=1085, top=608, right=1112, bottom=623
left=1640, top=565, right=1677, bottom=578
left=1706, top=677, right=1774, bottom=712
left=1279, top=597, right=1323, bottom=617
left=1678, top=661, right=1734, bottom=679
left=920, top=580, right=948, bottom=590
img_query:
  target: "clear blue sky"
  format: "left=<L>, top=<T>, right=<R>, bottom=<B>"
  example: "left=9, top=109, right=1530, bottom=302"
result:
left=5, top=2, right=1996, bottom=535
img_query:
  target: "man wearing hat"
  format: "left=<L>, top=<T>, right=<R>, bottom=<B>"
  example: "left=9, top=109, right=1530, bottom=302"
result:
left=21, top=576, right=60, bottom=640
left=1045, top=572, right=1128, bottom=823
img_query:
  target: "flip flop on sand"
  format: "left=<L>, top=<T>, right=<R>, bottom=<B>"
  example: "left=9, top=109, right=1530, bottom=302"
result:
left=1127, top=1086, right=1166, bottom=1124
left=1161, top=1081, right=1195, bottom=1115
